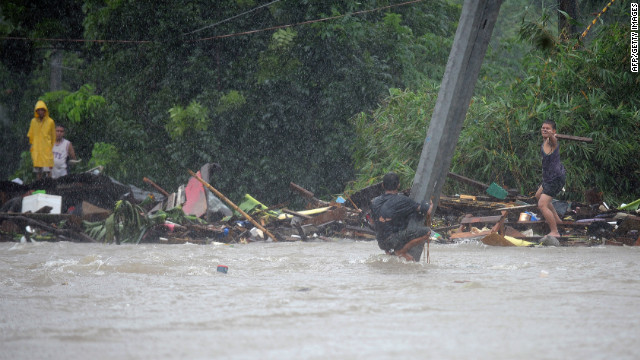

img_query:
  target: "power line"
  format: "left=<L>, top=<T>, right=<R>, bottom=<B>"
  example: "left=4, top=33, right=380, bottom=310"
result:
left=183, top=0, right=282, bottom=36
left=1, top=0, right=424, bottom=45
left=191, top=0, right=424, bottom=42
left=0, top=36, right=152, bottom=44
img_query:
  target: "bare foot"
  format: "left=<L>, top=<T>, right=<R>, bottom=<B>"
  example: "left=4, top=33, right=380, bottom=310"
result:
left=547, top=232, right=561, bottom=238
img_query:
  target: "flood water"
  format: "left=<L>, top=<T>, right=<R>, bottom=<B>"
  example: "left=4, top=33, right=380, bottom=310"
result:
left=1, top=239, right=638, bottom=360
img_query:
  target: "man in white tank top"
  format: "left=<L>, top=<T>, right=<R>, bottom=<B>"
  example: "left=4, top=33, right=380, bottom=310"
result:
left=52, top=125, right=77, bottom=179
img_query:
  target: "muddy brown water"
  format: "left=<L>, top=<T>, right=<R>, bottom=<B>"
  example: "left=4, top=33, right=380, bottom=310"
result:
left=1, top=240, right=638, bottom=359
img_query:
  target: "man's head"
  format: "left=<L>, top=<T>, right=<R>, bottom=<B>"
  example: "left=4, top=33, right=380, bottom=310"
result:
left=55, top=125, right=65, bottom=141
left=382, top=172, right=400, bottom=191
left=34, top=100, right=48, bottom=120
left=541, top=119, right=557, bottom=138
left=542, top=119, right=557, bottom=130
left=35, top=108, right=46, bottom=119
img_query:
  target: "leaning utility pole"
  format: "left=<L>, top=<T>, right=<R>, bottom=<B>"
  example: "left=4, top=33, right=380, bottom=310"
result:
left=410, top=0, right=503, bottom=214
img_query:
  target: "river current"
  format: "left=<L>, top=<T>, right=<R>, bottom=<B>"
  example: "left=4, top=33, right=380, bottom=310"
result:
left=1, top=239, right=638, bottom=360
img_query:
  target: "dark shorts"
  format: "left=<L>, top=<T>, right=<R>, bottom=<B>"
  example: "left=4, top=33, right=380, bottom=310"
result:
left=382, top=226, right=431, bottom=252
left=542, top=175, right=565, bottom=197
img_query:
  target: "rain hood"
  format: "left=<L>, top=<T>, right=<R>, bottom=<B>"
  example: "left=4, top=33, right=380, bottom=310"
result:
left=27, top=100, right=56, bottom=168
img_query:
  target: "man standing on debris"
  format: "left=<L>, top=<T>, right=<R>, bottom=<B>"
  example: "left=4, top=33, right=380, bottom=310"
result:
left=536, top=119, right=566, bottom=238
left=27, top=100, right=56, bottom=180
left=371, top=172, right=432, bottom=261
left=51, top=124, right=77, bottom=179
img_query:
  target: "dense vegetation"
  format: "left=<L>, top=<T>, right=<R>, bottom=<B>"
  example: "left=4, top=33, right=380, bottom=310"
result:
left=1, top=0, right=638, bottom=207
left=1, top=0, right=459, bottom=206
left=350, top=1, right=640, bottom=206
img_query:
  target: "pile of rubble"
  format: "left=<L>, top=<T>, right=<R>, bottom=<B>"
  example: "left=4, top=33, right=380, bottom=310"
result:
left=1, top=165, right=639, bottom=247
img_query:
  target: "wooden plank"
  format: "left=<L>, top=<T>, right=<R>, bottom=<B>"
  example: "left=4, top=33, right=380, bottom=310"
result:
left=289, top=182, right=329, bottom=207
left=302, top=207, right=347, bottom=226
left=556, top=134, right=593, bottom=143
left=461, top=215, right=504, bottom=224
left=450, top=230, right=492, bottom=239
left=447, top=172, right=489, bottom=190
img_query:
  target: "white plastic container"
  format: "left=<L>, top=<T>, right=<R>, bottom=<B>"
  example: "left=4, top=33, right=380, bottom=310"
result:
left=22, top=194, right=62, bottom=214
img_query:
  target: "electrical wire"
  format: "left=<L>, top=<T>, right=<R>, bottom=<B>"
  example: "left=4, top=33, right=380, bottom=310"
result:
left=0, top=0, right=424, bottom=45
left=182, top=0, right=282, bottom=36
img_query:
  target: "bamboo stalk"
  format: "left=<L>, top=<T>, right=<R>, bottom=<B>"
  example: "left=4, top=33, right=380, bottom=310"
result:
left=187, top=170, right=279, bottom=242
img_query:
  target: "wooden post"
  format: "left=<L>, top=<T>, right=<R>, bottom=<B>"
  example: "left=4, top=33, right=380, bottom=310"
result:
left=555, top=134, right=593, bottom=143
left=410, top=0, right=503, bottom=213
left=143, top=177, right=170, bottom=197
left=188, top=170, right=280, bottom=242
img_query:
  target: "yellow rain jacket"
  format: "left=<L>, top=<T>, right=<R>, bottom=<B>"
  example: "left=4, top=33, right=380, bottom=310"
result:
left=27, top=100, right=56, bottom=168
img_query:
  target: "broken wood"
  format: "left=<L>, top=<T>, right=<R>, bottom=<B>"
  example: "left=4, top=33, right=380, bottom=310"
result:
left=447, top=172, right=490, bottom=190
left=188, top=169, right=280, bottom=241
left=344, top=193, right=360, bottom=212
left=450, top=230, right=491, bottom=239
left=490, top=211, right=508, bottom=235
left=461, top=214, right=504, bottom=225
left=556, top=134, right=593, bottom=143
left=481, top=232, right=515, bottom=246
left=0, top=213, right=96, bottom=242
left=303, top=207, right=347, bottom=226
left=289, top=182, right=329, bottom=207
left=143, top=177, right=170, bottom=198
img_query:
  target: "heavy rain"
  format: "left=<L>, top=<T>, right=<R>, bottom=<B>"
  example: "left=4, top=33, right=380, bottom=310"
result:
left=1, top=1, right=639, bottom=359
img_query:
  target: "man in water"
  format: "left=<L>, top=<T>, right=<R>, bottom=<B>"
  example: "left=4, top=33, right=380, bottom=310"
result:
left=52, top=124, right=77, bottom=179
left=27, top=100, right=56, bottom=180
left=370, top=172, right=432, bottom=261
left=535, top=119, right=566, bottom=238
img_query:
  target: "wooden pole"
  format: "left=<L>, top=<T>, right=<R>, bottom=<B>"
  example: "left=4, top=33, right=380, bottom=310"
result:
left=407, top=0, right=503, bottom=262
left=143, top=177, right=171, bottom=197
left=410, top=0, right=503, bottom=212
left=556, top=134, right=593, bottom=143
left=187, top=170, right=279, bottom=241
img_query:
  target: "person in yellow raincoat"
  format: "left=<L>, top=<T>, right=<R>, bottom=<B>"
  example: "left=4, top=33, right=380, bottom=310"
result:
left=27, top=100, right=56, bottom=179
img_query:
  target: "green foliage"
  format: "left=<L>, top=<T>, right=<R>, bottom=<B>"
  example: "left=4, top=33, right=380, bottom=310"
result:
left=215, top=91, right=246, bottom=114
left=84, top=202, right=203, bottom=243
left=351, top=15, right=639, bottom=206
left=349, top=86, right=439, bottom=192
left=85, top=199, right=161, bottom=244
left=166, top=101, right=208, bottom=140
left=56, top=84, right=106, bottom=124
left=10, top=151, right=34, bottom=184
left=460, top=22, right=639, bottom=205
left=88, top=142, right=120, bottom=174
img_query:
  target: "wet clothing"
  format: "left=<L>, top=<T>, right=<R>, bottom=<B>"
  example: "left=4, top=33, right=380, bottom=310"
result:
left=541, top=142, right=566, bottom=197
left=370, top=193, right=430, bottom=252
left=27, top=101, right=55, bottom=168
left=52, top=139, right=71, bottom=179
left=542, top=175, right=565, bottom=197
